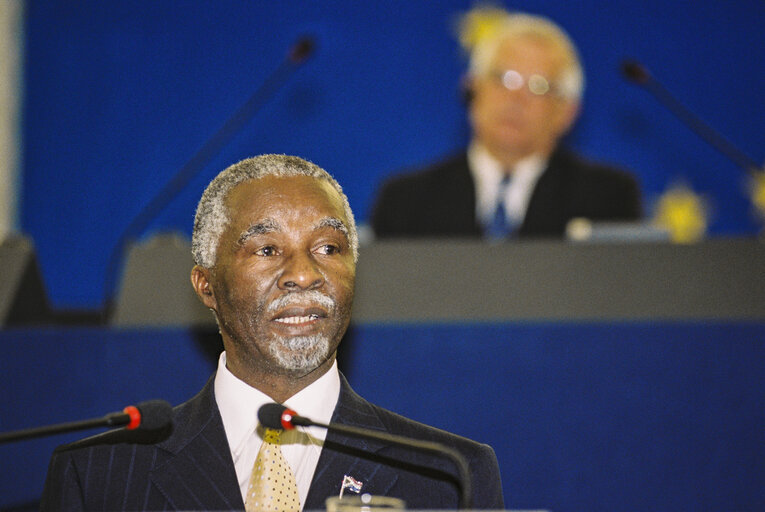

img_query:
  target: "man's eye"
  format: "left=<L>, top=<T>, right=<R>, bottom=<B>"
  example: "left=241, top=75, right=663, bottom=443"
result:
left=316, top=244, right=340, bottom=255
left=255, top=246, right=278, bottom=257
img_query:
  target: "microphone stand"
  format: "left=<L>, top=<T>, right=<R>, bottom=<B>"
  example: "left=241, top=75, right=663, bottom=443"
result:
left=0, top=400, right=172, bottom=444
left=302, top=418, right=473, bottom=510
left=0, top=412, right=131, bottom=444
left=621, top=60, right=762, bottom=175
left=101, top=37, right=316, bottom=322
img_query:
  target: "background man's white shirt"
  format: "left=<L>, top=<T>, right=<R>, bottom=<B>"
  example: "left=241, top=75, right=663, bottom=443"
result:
left=468, top=142, right=547, bottom=230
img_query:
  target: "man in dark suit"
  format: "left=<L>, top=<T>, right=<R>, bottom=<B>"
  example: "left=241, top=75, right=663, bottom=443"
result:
left=41, top=154, right=504, bottom=510
left=372, top=11, right=641, bottom=239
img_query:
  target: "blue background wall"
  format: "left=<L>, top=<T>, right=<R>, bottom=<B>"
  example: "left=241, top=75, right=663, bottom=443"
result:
left=1, top=323, right=763, bottom=510
left=20, top=1, right=765, bottom=310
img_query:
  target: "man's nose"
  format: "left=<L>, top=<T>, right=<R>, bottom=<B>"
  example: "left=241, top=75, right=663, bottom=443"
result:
left=500, top=84, right=532, bottom=103
left=277, top=251, right=325, bottom=291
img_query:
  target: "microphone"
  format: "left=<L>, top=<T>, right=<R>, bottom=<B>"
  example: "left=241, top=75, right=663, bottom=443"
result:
left=289, top=36, right=315, bottom=63
left=620, top=59, right=762, bottom=175
left=258, top=403, right=473, bottom=510
left=621, top=59, right=651, bottom=85
left=102, top=35, right=318, bottom=321
left=0, top=399, right=172, bottom=444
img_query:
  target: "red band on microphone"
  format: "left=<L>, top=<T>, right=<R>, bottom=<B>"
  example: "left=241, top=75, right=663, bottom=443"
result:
left=281, top=408, right=298, bottom=430
left=123, top=405, right=141, bottom=430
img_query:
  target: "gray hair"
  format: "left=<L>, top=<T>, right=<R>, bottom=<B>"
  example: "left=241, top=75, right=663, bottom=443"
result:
left=191, top=154, right=358, bottom=268
left=469, top=13, right=584, bottom=101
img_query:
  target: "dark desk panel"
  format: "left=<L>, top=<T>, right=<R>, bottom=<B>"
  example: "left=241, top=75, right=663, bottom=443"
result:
left=0, top=236, right=49, bottom=326
left=113, top=237, right=764, bottom=326
left=353, top=238, right=765, bottom=322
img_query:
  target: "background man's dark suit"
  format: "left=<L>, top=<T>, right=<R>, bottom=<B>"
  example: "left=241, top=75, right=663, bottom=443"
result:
left=41, top=375, right=503, bottom=511
left=372, top=148, right=642, bottom=238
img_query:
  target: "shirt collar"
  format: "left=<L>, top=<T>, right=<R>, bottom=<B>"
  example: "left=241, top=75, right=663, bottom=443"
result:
left=214, top=351, right=340, bottom=454
left=468, top=141, right=548, bottom=223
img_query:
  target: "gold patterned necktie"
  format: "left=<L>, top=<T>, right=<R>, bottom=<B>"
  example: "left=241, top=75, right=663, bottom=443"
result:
left=245, top=428, right=300, bottom=512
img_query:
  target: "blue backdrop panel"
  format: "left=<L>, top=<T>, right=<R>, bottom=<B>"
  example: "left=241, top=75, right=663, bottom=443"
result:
left=1, top=323, right=763, bottom=510
left=343, top=323, right=765, bottom=511
left=0, top=328, right=217, bottom=509
left=21, top=1, right=765, bottom=309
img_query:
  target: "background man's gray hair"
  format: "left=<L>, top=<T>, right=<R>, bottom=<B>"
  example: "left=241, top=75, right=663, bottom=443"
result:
left=191, top=154, right=358, bottom=268
left=469, top=13, right=584, bottom=101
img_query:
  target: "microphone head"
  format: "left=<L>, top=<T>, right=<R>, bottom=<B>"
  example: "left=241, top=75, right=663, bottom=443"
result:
left=133, top=400, right=173, bottom=431
left=289, top=36, right=315, bottom=63
left=621, top=59, right=652, bottom=85
left=258, top=403, right=289, bottom=430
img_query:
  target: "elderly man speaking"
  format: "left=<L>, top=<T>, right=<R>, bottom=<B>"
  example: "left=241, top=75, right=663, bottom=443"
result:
left=372, top=10, right=642, bottom=239
left=41, top=154, right=504, bottom=511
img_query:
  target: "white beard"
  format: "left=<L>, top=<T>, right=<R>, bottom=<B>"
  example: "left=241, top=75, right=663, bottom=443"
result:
left=268, top=334, right=330, bottom=371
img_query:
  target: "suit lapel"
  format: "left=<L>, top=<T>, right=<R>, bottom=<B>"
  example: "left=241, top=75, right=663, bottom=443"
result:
left=448, top=154, right=483, bottom=235
left=145, top=373, right=404, bottom=509
left=303, top=375, right=400, bottom=509
left=149, top=378, right=244, bottom=510
left=520, top=147, right=570, bottom=235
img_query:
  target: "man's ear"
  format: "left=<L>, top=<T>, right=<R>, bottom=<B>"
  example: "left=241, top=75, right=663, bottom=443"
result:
left=556, top=99, right=580, bottom=135
left=460, top=74, right=475, bottom=105
left=191, top=265, right=217, bottom=310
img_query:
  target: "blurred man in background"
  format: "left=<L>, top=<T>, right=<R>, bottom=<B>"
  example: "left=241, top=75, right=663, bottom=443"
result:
left=372, top=10, right=641, bottom=239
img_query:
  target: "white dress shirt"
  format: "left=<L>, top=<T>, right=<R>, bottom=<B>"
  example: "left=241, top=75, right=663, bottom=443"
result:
left=214, top=352, right=341, bottom=509
left=468, top=142, right=548, bottom=231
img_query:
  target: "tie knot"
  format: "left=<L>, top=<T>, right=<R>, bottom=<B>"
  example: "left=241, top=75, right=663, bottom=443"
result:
left=263, top=428, right=282, bottom=444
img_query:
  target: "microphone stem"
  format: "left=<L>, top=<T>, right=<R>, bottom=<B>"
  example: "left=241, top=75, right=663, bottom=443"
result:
left=102, top=42, right=311, bottom=319
left=0, top=413, right=128, bottom=444
left=641, top=78, right=761, bottom=174
left=307, top=419, right=473, bottom=510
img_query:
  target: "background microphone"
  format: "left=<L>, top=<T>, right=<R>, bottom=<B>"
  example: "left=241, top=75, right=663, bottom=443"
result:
left=289, top=36, right=315, bottom=63
left=102, top=35, right=318, bottom=321
left=620, top=59, right=762, bottom=175
left=258, top=403, right=473, bottom=510
left=0, top=399, right=173, bottom=444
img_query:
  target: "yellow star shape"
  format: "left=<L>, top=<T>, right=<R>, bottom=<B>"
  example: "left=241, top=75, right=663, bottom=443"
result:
left=750, top=170, right=765, bottom=220
left=456, top=5, right=510, bottom=52
left=653, top=184, right=708, bottom=244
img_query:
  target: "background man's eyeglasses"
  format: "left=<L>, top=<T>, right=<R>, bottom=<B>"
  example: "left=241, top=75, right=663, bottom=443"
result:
left=486, top=69, right=563, bottom=97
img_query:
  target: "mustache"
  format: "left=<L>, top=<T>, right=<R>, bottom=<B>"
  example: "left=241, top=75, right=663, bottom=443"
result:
left=266, top=290, right=336, bottom=313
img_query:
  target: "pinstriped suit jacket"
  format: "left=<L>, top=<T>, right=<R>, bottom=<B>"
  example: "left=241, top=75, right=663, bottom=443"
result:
left=41, top=373, right=504, bottom=510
